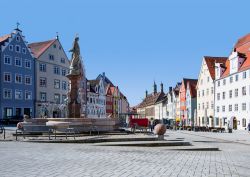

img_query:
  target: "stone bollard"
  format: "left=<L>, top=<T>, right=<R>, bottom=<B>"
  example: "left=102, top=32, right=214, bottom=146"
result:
left=154, top=124, right=167, bottom=140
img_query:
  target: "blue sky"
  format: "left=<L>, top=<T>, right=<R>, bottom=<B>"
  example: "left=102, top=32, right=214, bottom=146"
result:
left=1, top=0, right=249, bottom=106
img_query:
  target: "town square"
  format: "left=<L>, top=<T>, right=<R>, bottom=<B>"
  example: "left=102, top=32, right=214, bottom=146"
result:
left=1, top=0, right=250, bottom=177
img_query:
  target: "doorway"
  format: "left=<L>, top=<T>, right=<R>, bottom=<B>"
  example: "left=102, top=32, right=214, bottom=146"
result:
left=233, top=117, right=237, bottom=130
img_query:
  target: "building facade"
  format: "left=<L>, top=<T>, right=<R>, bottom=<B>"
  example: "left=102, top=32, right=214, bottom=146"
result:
left=137, top=82, right=165, bottom=120
left=86, top=78, right=106, bottom=118
left=196, top=56, right=227, bottom=127
left=29, top=37, right=70, bottom=118
left=0, top=28, right=35, bottom=119
left=215, top=34, right=250, bottom=130
left=179, top=78, right=197, bottom=126
left=185, top=81, right=197, bottom=126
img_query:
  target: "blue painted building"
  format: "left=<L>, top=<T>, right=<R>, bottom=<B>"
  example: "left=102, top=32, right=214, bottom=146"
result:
left=0, top=28, right=35, bottom=119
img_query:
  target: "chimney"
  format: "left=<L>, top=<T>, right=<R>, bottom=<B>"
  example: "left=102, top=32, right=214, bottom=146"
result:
left=160, top=82, right=164, bottom=93
left=145, top=90, right=148, bottom=98
left=169, top=87, right=172, bottom=92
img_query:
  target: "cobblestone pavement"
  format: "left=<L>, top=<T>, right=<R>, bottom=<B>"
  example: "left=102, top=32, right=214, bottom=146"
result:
left=1, top=130, right=250, bottom=177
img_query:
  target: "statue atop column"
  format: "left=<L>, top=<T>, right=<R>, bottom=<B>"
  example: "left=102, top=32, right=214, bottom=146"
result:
left=69, top=35, right=82, bottom=76
left=67, top=35, right=86, bottom=118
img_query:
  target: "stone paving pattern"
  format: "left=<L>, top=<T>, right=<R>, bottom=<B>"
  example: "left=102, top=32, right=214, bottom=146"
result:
left=1, top=129, right=250, bottom=177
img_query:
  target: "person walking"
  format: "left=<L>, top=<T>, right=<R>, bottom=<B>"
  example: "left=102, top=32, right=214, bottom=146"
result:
left=247, top=123, right=250, bottom=133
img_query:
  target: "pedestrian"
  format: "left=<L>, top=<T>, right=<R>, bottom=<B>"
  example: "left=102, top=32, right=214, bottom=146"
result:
left=247, top=123, right=250, bottom=133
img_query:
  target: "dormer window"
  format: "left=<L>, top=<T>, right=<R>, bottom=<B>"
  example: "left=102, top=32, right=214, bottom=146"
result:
left=16, top=36, right=20, bottom=42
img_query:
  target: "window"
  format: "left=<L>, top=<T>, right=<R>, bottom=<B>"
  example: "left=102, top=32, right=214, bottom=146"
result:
left=39, top=63, right=46, bottom=72
left=4, top=55, right=11, bottom=65
left=15, top=57, right=22, bottom=67
left=217, top=93, right=220, bottom=100
left=223, top=79, right=226, bottom=85
left=242, top=86, right=246, bottom=96
left=16, top=36, right=20, bottom=41
left=217, top=81, right=220, bottom=87
left=40, top=77, right=47, bottom=87
left=243, top=71, right=247, bottom=79
left=242, top=103, right=246, bottom=111
left=211, top=87, right=214, bottom=94
left=15, top=74, right=22, bottom=84
left=202, top=90, right=204, bottom=97
left=54, top=94, right=60, bottom=104
left=235, top=74, right=238, bottom=81
left=4, top=108, right=13, bottom=117
left=242, top=118, right=246, bottom=127
left=198, top=103, right=200, bottom=110
left=62, top=95, right=67, bottom=104
left=207, top=77, right=210, bottom=82
left=211, top=102, right=214, bottom=109
left=40, top=92, right=47, bottom=101
left=25, top=60, right=31, bottom=69
left=53, top=44, right=57, bottom=48
left=3, top=89, right=12, bottom=99
left=217, top=106, right=220, bottom=113
left=54, top=66, right=60, bottom=75
left=202, top=103, right=204, bottom=110
left=206, top=102, right=209, bottom=109
left=15, top=90, right=22, bottom=100
left=54, top=79, right=60, bottom=89
left=229, top=90, right=232, bottom=98
left=61, top=58, right=65, bottom=63
left=62, top=69, right=66, bottom=76
left=49, top=54, right=54, bottom=60
left=25, top=91, right=32, bottom=100
left=222, top=105, right=225, bottom=112
left=222, top=92, right=225, bottom=99
left=229, top=105, right=232, bottom=112
left=230, top=76, right=233, bottom=83
left=22, top=48, right=26, bottom=54
left=62, top=81, right=67, bottom=90
left=25, top=76, right=32, bottom=85
left=4, top=73, right=11, bottom=83
left=15, top=45, right=20, bottom=52
left=9, top=45, right=13, bottom=51
left=235, top=104, right=238, bottom=111
left=235, top=89, right=238, bottom=97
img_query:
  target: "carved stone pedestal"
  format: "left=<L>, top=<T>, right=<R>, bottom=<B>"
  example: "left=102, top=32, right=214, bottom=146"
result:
left=67, top=74, right=81, bottom=118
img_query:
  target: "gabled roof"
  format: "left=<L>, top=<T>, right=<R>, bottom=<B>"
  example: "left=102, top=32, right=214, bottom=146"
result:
left=0, top=34, right=11, bottom=45
left=137, top=92, right=165, bottom=108
left=234, top=33, right=250, bottom=48
left=97, top=74, right=114, bottom=87
left=28, top=39, right=56, bottom=58
left=204, top=56, right=227, bottom=80
left=182, top=78, right=198, bottom=90
left=187, top=80, right=198, bottom=98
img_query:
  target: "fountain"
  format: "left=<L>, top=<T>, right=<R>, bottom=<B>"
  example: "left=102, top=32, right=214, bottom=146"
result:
left=22, top=35, right=116, bottom=133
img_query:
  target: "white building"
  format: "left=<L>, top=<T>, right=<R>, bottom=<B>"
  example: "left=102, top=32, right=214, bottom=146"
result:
left=86, top=77, right=106, bottom=118
left=196, top=56, right=227, bottom=127
left=215, top=34, right=250, bottom=130
left=29, top=37, right=70, bottom=118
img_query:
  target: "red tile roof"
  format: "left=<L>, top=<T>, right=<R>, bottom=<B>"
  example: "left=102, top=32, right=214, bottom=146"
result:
left=28, top=39, right=56, bottom=58
left=0, top=34, right=11, bottom=43
left=187, top=80, right=198, bottom=98
left=234, top=33, right=250, bottom=48
left=204, top=56, right=227, bottom=80
left=137, top=92, right=165, bottom=108
left=220, top=34, right=250, bottom=78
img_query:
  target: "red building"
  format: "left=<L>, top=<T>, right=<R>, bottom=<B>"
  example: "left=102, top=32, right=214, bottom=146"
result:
left=179, top=78, right=198, bottom=126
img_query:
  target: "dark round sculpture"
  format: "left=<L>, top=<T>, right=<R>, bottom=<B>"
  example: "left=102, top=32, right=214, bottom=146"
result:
left=154, top=124, right=167, bottom=135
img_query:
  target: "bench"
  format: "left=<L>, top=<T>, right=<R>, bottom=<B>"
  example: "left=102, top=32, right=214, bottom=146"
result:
left=0, top=125, right=5, bottom=139
left=16, top=125, right=53, bottom=140
left=88, top=125, right=100, bottom=136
